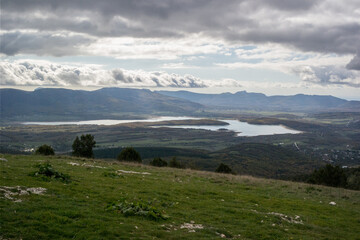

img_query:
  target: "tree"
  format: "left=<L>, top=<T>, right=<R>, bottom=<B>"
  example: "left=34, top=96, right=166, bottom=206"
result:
left=308, top=164, right=347, bottom=187
left=215, top=163, right=233, bottom=174
left=72, top=134, right=96, bottom=158
left=117, top=147, right=142, bottom=163
left=168, top=157, right=183, bottom=168
left=35, top=144, right=55, bottom=155
left=150, top=157, right=167, bottom=167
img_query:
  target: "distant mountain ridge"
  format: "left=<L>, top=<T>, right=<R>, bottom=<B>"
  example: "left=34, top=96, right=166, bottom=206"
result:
left=157, top=90, right=360, bottom=112
left=0, top=88, right=202, bottom=121
left=1, top=88, right=359, bottom=122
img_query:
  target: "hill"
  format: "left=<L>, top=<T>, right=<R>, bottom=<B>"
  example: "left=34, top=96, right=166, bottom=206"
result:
left=0, top=88, right=202, bottom=121
left=1, top=154, right=359, bottom=239
left=93, top=144, right=320, bottom=179
left=157, top=90, right=360, bottom=112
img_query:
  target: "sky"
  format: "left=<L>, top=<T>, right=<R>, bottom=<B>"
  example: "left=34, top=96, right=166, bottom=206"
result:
left=1, top=0, right=360, bottom=100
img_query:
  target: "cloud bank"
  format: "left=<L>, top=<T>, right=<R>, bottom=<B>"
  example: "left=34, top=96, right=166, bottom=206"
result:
left=0, top=61, right=239, bottom=88
left=1, top=0, right=359, bottom=59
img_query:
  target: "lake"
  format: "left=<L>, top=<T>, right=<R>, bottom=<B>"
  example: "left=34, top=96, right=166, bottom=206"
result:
left=23, top=116, right=302, bottom=137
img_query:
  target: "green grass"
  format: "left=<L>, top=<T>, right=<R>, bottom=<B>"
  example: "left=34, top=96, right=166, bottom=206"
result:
left=1, top=154, right=360, bottom=239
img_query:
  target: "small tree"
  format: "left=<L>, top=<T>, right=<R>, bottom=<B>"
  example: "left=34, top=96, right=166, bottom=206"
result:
left=117, top=147, right=142, bottom=163
left=308, top=164, right=347, bottom=187
left=215, top=163, right=233, bottom=174
left=72, top=134, right=96, bottom=158
left=150, top=157, right=167, bottom=167
left=168, top=157, right=183, bottom=168
left=35, top=144, right=55, bottom=156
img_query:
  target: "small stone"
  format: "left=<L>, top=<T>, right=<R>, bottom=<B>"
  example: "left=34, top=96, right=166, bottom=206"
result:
left=329, top=201, right=336, bottom=206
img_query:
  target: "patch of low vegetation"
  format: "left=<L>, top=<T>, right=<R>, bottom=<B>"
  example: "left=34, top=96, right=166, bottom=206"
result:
left=107, top=199, right=169, bottom=221
left=102, top=171, right=123, bottom=178
left=30, top=162, right=71, bottom=183
left=35, top=144, right=55, bottom=156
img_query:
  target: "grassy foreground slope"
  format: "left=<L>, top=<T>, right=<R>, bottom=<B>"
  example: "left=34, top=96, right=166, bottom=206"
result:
left=1, top=155, right=359, bottom=240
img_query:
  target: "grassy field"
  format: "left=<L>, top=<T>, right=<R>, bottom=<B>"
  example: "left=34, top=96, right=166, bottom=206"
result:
left=1, top=154, right=359, bottom=239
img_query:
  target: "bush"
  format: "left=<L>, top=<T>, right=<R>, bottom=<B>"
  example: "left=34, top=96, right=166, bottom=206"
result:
left=106, top=199, right=169, bottom=221
left=35, top=144, right=55, bottom=155
left=72, top=134, right=96, bottom=158
left=215, top=163, right=233, bottom=174
left=150, top=157, right=167, bottom=167
left=117, top=147, right=142, bottom=163
left=308, top=164, right=347, bottom=187
left=168, top=157, right=184, bottom=168
left=31, top=162, right=71, bottom=183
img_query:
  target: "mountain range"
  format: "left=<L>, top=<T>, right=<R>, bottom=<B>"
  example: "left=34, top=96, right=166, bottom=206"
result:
left=0, top=88, right=201, bottom=121
left=1, top=87, right=359, bottom=121
left=158, top=90, right=360, bottom=112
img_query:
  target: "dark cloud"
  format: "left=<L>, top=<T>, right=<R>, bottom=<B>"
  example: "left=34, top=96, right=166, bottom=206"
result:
left=0, top=31, right=94, bottom=56
left=346, top=53, right=360, bottom=71
left=1, top=0, right=359, bottom=57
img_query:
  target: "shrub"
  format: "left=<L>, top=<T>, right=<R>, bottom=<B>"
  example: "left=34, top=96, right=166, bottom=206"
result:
left=168, top=157, right=184, bottom=168
left=150, top=157, right=167, bottom=167
left=106, top=199, right=169, bottom=221
left=35, top=144, right=55, bottom=155
left=72, top=134, right=96, bottom=158
left=117, top=147, right=142, bottom=163
left=31, top=163, right=71, bottom=183
left=215, top=163, right=233, bottom=174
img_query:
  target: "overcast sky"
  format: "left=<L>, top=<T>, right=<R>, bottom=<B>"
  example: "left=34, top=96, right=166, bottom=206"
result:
left=1, top=0, right=360, bottom=99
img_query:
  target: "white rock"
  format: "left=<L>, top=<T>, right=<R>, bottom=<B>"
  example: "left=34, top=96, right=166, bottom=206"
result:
left=329, top=201, right=336, bottom=205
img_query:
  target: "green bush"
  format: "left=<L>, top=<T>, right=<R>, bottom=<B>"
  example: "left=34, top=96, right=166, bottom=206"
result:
left=31, top=162, right=71, bottom=183
left=215, top=163, right=233, bottom=174
left=35, top=144, right=55, bottom=155
left=106, top=199, right=169, bottom=221
left=150, top=157, right=167, bottom=167
left=117, top=147, right=142, bottom=163
left=168, top=157, right=184, bottom=168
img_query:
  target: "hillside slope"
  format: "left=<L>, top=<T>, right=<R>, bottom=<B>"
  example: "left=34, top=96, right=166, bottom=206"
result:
left=1, top=154, right=359, bottom=239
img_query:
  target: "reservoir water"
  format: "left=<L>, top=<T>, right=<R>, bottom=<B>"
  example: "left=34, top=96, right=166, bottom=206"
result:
left=23, top=117, right=302, bottom=137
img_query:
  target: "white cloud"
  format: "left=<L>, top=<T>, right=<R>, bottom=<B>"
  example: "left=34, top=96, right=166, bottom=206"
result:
left=161, top=62, right=199, bottom=69
left=0, top=60, right=239, bottom=88
left=216, top=45, right=360, bottom=87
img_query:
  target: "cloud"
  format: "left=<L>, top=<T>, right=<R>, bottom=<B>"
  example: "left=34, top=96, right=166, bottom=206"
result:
left=292, top=66, right=360, bottom=87
left=0, top=31, right=95, bottom=56
left=217, top=45, right=360, bottom=87
left=346, top=53, right=360, bottom=70
left=0, top=60, right=212, bottom=88
left=1, top=0, right=360, bottom=57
